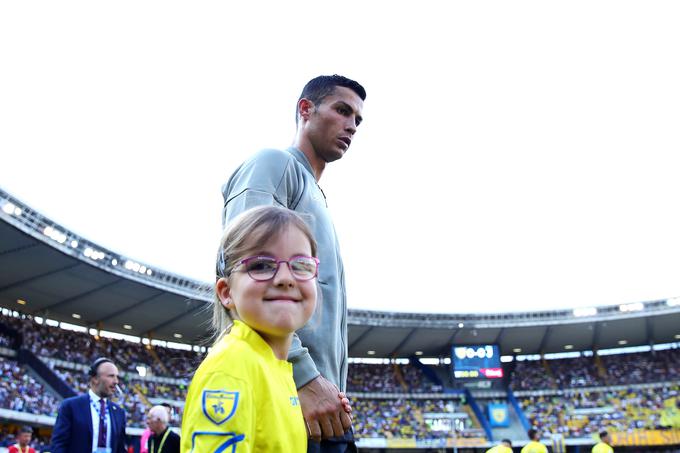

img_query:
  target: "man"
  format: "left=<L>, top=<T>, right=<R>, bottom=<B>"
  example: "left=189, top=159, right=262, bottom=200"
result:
left=140, top=403, right=174, bottom=453
left=486, top=439, right=512, bottom=453
left=50, top=358, right=127, bottom=453
left=521, top=428, right=548, bottom=453
left=146, top=405, right=180, bottom=453
left=221, top=74, right=365, bottom=452
left=592, top=431, right=614, bottom=453
left=8, top=426, right=35, bottom=453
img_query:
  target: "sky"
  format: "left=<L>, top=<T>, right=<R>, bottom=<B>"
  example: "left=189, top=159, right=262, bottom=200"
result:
left=1, top=1, right=679, bottom=314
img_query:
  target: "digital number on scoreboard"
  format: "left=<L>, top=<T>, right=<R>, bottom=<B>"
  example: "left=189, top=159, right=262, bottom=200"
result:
left=451, top=345, right=503, bottom=379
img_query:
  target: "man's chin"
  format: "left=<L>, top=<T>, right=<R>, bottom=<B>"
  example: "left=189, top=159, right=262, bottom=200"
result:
left=323, top=151, right=345, bottom=163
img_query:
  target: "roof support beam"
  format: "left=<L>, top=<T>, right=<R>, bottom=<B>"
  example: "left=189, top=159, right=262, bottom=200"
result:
left=42, top=279, right=123, bottom=311
left=96, top=291, right=166, bottom=324
left=0, top=263, right=81, bottom=292
left=494, top=328, right=506, bottom=353
left=389, top=328, right=417, bottom=357
left=537, top=325, right=552, bottom=355
left=349, top=326, right=374, bottom=351
left=144, top=301, right=206, bottom=336
left=438, top=328, right=461, bottom=356
left=592, top=322, right=602, bottom=351
left=0, top=243, right=40, bottom=257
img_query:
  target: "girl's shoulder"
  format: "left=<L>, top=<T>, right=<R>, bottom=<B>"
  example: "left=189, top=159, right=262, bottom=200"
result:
left=196, top=333, right=267, bottom=379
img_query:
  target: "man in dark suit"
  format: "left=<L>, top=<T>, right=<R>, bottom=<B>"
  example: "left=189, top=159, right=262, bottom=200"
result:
left=50, top=358, right=127, bottom=453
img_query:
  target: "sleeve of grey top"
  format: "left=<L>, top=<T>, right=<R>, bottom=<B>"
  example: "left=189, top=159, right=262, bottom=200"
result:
left=288, top=332, right=321, bottom=389
left=221, top=149, right=320, bottom=388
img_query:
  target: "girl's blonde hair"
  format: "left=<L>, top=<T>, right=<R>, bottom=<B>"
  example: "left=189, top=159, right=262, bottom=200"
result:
left=211, top=206, right=318, bottom=344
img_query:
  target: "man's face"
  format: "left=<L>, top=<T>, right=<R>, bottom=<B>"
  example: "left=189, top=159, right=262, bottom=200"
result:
left=303, top=86, right=364, bottom=164
left=146, top=413, right=165, bottom=435
left=17, top=432, right=31, bottom=446
left=91, top=362, right=119, bottom=398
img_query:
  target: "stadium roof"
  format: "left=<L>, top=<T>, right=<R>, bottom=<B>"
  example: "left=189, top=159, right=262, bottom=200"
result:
left=2, top=187, right=679, bottom=356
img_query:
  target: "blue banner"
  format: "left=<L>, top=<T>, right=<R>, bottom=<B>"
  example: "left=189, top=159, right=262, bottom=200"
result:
left=488, top=403, right=509, bottom=427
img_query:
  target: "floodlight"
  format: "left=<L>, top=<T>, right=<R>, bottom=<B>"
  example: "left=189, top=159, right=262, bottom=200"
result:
left=2, top=202, right=16, bottom=215
left=573, top=307, right=598, bottom=317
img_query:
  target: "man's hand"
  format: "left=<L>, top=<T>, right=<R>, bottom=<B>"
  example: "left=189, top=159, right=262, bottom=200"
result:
left=298, top=375, right=352, bottom=442
left=338, top=391, right=352, bottom=420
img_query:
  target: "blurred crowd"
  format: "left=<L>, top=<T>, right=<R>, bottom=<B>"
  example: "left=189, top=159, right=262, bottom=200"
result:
left=0, top=356, right=60, bottom=417
left=1, top=314, right=203, bottom=379
left=347, top=362, right=442, bottom=393
left=520, top=384, right=680, bottom=437
left=353, top=398, right=471, bottom=440
left=2, top=310, right=680, bottom=443
left=510, top=349, right=680, bottom=390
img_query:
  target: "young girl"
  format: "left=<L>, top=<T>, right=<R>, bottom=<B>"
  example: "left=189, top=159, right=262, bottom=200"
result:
left=181, top=206, right=327, bottom=452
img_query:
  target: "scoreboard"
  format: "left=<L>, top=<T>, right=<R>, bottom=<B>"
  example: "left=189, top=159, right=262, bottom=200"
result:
left=452, top=344, right=503, bottom=379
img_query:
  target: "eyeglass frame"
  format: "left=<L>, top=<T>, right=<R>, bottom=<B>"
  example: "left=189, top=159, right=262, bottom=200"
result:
left=227, top=255, right=320, bottom=281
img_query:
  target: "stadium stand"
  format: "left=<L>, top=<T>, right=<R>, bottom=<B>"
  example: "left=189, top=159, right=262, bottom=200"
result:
left=510, top=348, right=680, bottom=390
left=517, top=384, right=680, bottom=437
left=2, top=189, right=680, bottom=451
left=2, top=308, right=680, bottom=450
left=347, top=362, right=439, bottom=393
left=0, top=356, right=60, bottom=417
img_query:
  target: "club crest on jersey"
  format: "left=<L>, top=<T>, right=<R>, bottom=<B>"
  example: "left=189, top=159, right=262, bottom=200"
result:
left=202, top=390, right=239, bottom=425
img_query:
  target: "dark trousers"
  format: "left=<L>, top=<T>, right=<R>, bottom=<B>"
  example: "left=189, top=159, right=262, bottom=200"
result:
left=307, top=431, right=357, bottom=453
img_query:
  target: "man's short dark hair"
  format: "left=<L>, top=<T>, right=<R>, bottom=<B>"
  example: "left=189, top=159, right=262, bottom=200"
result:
left=296, top=74, right=366, bottom=123
left=502, top=439, right=512, bottom=446
left=19, top=425, right=33, bottom=434
left=528, top=428, right=538, bottom=440
left=600, top=430, right=609, bottom=440
left=88, top=357, right=113, bottom=378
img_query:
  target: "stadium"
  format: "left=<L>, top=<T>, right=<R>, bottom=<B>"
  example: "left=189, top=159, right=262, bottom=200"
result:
left=2, top=181, right=679, bottom=453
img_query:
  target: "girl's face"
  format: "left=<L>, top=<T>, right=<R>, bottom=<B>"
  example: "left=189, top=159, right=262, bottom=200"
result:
left=218, top=224, right=317, bottom=344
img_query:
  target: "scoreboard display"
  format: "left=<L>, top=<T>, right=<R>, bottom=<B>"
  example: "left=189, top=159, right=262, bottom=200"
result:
left=452, top=344, right=503, bottom=379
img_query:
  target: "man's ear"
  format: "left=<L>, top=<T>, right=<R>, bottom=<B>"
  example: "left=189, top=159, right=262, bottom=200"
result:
left=298, top=98, right=315, bottom=122
left=216, top=278, right=232, bottom=309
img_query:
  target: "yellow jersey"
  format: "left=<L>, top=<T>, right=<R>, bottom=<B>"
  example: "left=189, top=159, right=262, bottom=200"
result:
left=521, top=440, right=548, bottom=453
left=592, top=442, right=614, bottom=453
left=181, top=320, right=307, bottom=452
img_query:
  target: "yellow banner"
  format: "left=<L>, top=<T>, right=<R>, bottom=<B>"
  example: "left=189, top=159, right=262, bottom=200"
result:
left=447, top=437, right=487, bottom=447
left=386, top=438, right=417, bottom=448
left=610, top=430, right=680, bottom=447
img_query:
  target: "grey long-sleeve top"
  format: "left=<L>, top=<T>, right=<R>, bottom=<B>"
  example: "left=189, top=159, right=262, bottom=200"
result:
left=221, top=147, right=348, bottom=392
